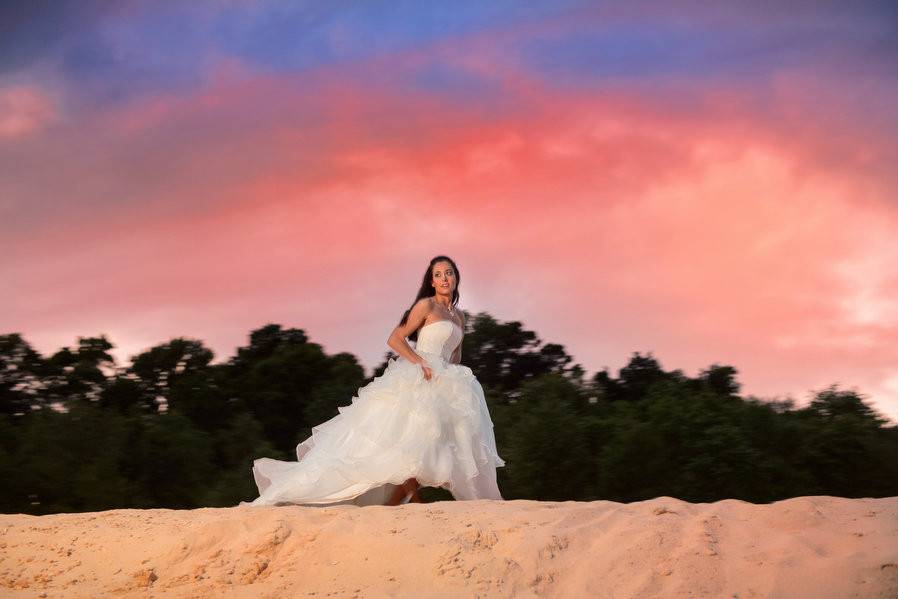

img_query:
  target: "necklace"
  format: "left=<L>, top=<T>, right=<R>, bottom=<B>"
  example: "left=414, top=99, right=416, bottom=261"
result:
left=434, top=295, right=454, bottom=314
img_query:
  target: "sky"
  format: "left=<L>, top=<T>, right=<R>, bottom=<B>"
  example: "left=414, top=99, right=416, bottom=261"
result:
left=3, top=1, right=898, bottom=422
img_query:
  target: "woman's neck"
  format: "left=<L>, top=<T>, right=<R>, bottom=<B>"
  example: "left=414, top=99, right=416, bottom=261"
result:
left=433, top=295, right=451, bottom=308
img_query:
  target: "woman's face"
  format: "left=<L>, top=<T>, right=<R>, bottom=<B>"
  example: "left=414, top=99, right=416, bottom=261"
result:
left=431, top=260, right=456, bottom=296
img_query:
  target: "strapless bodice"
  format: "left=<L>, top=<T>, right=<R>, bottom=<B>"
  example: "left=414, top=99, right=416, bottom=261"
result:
left=414, top=320, right=463, bottom=362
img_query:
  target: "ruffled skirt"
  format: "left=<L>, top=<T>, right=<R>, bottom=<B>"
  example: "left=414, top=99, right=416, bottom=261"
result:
left=240, top=350, right=506, bottom=507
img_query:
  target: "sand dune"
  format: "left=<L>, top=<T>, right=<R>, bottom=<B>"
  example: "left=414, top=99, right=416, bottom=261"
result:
left=1, top=495, right=896, bottom=598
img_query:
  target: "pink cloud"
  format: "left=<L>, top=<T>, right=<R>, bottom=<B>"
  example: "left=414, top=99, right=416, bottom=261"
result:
left=4, top=63, right=898, bottom=423
left=0, top=85, right=56, bottom=139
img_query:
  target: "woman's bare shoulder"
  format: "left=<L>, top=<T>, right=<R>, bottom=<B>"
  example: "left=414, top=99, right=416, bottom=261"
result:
left=409, top=297, right=434, bottom=321
left=415, top=297, right=434, bottom=311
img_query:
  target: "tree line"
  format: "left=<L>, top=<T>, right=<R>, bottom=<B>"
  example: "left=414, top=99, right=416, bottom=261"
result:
left=1, top=312, right=895, bottom=514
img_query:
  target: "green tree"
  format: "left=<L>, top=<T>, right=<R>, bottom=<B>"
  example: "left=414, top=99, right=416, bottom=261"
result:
left=0, top=333, right=47, bottom=418
left=500, top=375, right=593, bottom=500
left=461, top=313, right=580, bottom=398
left=128, top=337, right=215, bottom=413
left=43, top=336, right=116, bottom=407
left=7, top=402, right=131, bottom=514
left=125, top=411, right=214, bottom=508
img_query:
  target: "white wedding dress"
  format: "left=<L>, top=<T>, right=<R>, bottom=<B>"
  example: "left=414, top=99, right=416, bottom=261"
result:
left=240, top=319, right=506, bottom=507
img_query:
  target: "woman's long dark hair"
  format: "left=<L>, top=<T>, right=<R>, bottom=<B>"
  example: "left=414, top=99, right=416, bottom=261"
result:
left=398, top=255, right=460, bottom=342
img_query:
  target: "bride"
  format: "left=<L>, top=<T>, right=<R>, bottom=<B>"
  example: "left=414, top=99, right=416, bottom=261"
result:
left=241, top=255, right=506, bottom=507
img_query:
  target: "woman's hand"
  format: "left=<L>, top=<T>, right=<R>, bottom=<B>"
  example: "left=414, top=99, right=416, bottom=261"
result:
left=418, top=360, right=433, bottom=381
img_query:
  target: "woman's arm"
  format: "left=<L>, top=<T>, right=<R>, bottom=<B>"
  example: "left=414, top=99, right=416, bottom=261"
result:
left=386, top=298, right=431, bottom=367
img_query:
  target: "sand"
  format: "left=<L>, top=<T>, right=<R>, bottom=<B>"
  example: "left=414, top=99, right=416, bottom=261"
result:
left=1, top=495, right=896, bottom=598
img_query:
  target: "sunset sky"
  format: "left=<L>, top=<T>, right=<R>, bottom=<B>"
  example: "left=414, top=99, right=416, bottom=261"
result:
left=3, top=2, right=898, bottom=422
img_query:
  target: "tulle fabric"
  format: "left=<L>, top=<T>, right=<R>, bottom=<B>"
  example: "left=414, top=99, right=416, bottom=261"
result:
left=240, top=344, right=506, bottom=507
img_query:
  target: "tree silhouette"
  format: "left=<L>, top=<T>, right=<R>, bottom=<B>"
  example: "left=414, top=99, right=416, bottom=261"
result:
left=129, top=337, right=215, bottom=413
left=461, top=313, right=580, bottom=398
left=699, top=363, right=741, bottom=397
left=1, top=334, right=47, bottom=418
left=1, top=313, right=896, bottom=514
left=805, top=384, right=887, bottom=425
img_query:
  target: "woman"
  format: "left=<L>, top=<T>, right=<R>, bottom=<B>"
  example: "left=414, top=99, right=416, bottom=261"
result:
left=241, top=255, right=506, bottom=507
